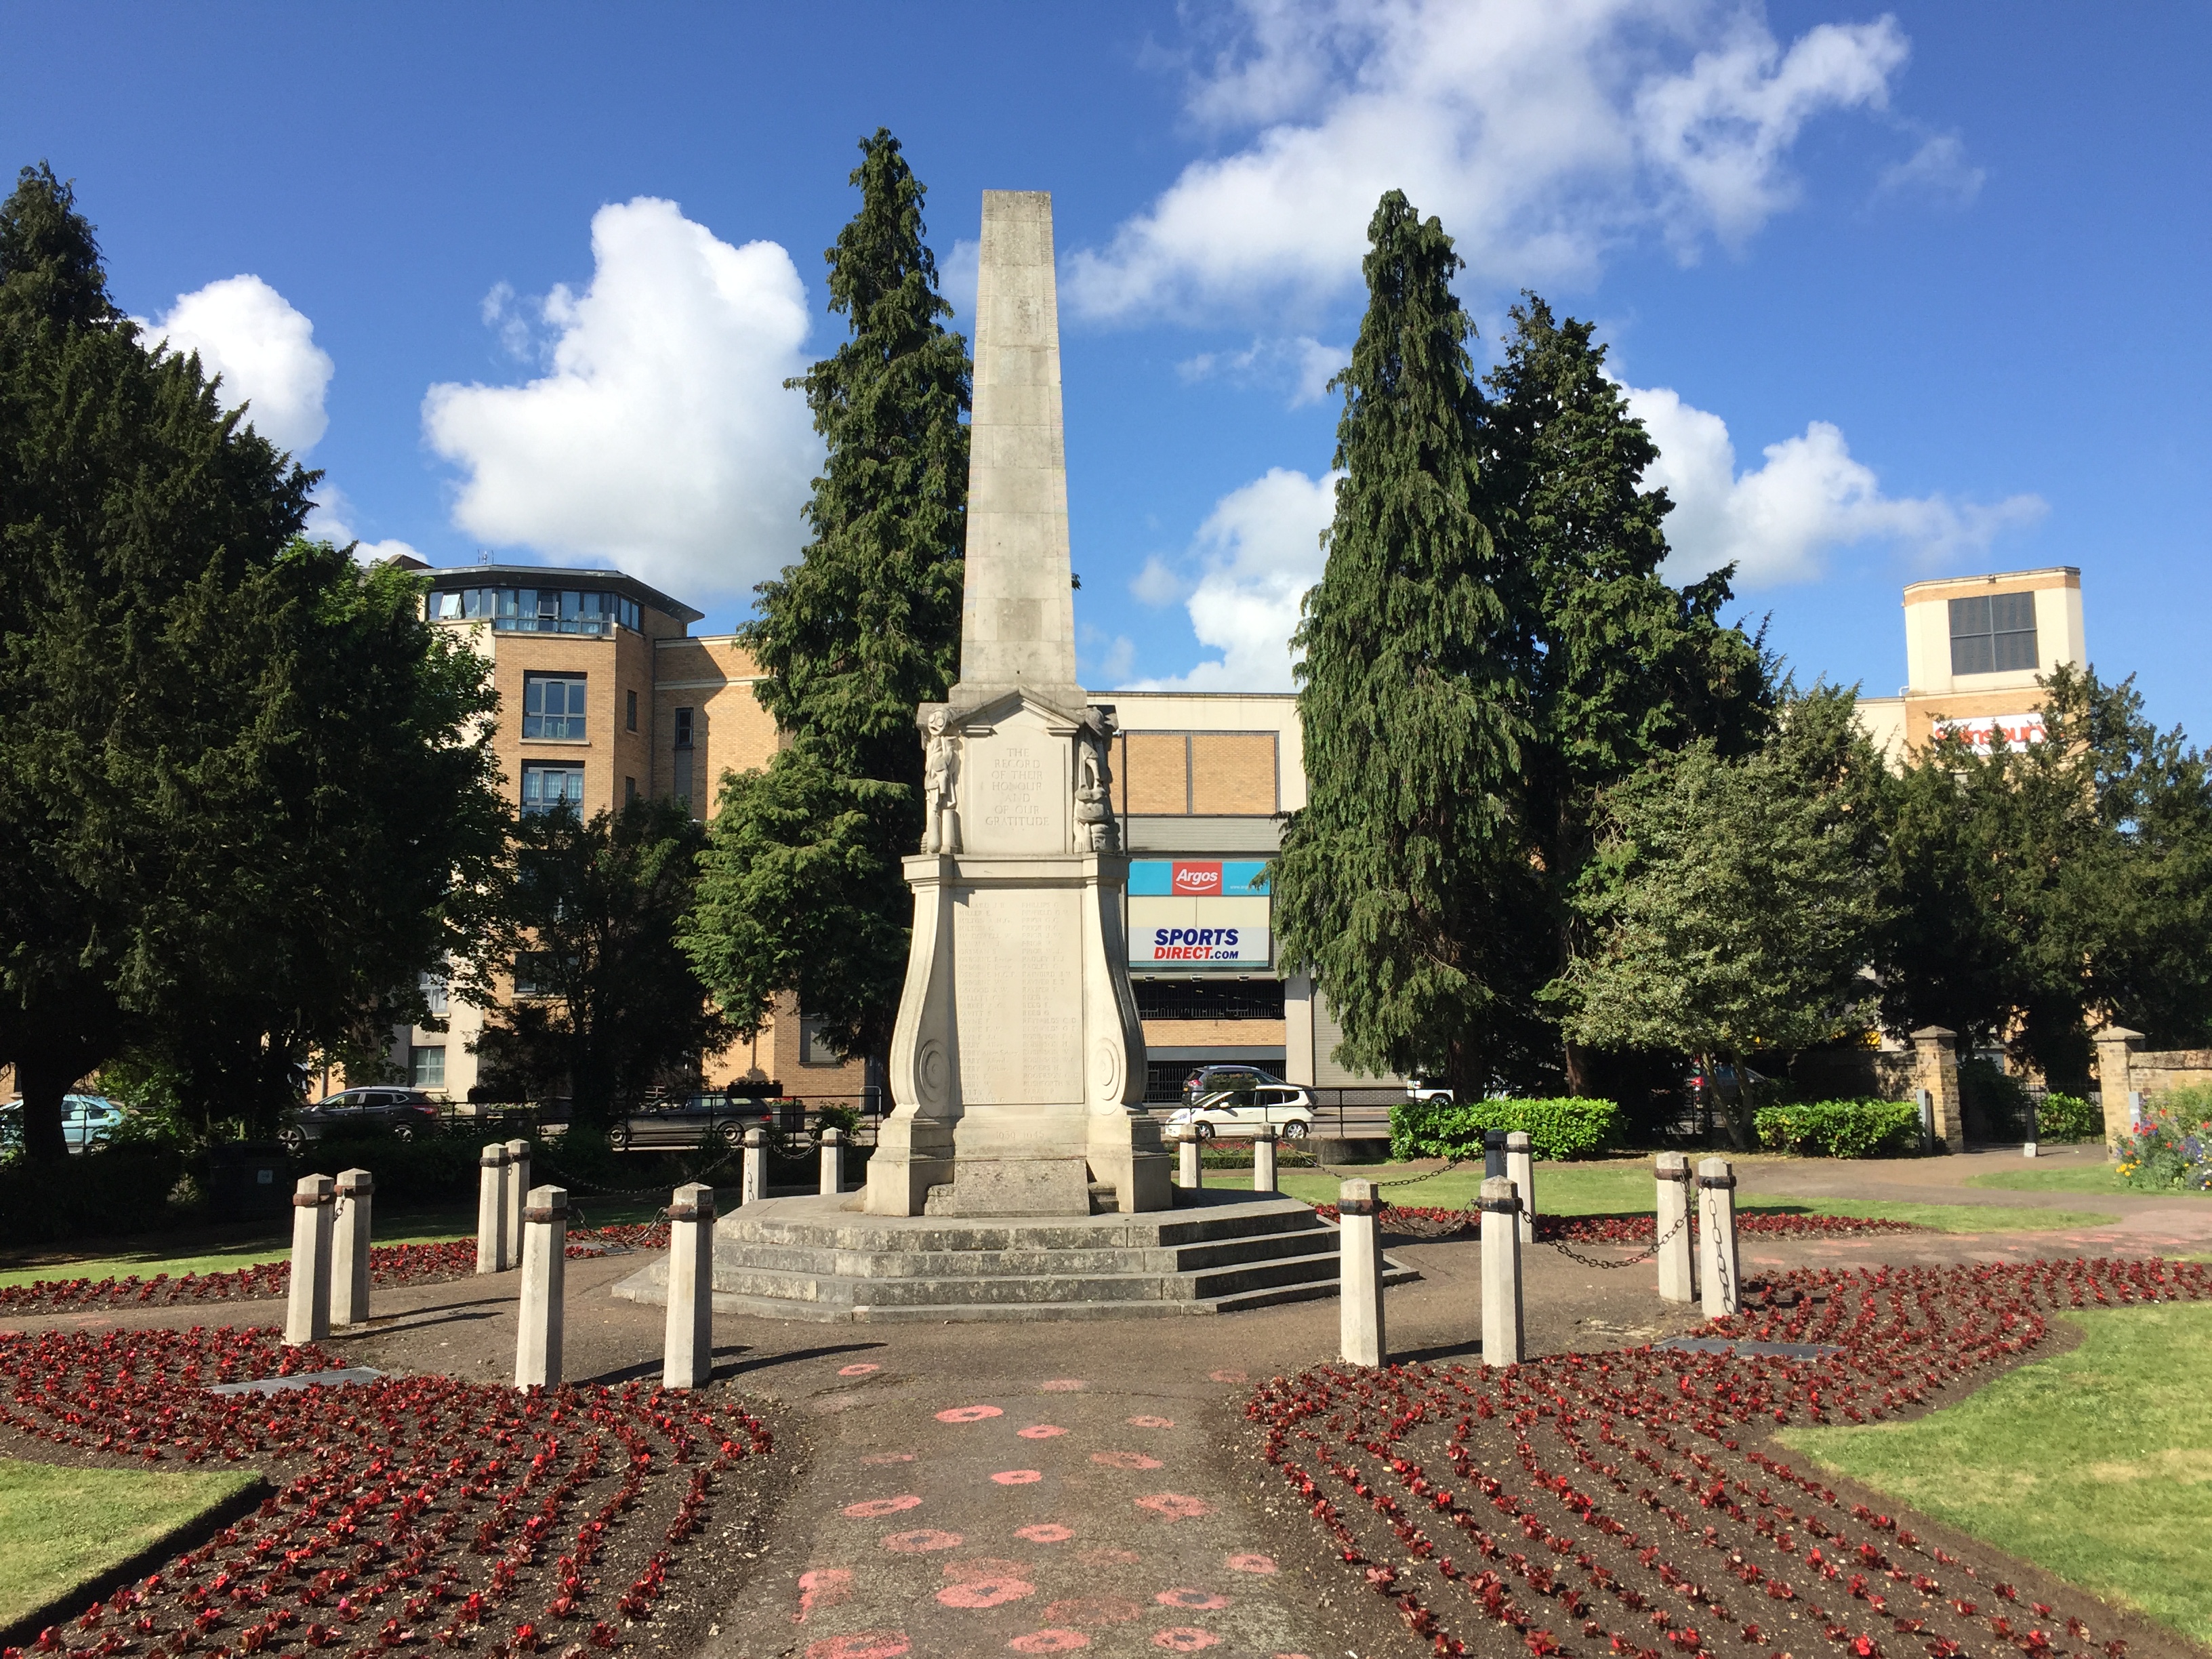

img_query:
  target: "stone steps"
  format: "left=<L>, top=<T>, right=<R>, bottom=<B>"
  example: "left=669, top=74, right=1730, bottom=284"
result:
left=610, top=1189, right=1420, bottom=1324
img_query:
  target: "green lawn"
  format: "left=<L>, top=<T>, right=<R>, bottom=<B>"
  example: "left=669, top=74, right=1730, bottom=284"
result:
left=1206, top=1160, right=2117, bottom=1232
left=0, top=1458, right=259, bottom=1628
left=1968, top=1162, right=2209, bottom=1202
left=0, top=1189, right=685, bottom=1292
left=1781, top=1302, right=2212, bottom=1644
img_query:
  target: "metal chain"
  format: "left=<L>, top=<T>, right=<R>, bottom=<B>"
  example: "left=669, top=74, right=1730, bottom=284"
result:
left=1309, top=1155, right=1473, bottom=1191
left=533, top=1136, right=746, bottom=1198
left=1539, top=1208, right=1689, bottom=1271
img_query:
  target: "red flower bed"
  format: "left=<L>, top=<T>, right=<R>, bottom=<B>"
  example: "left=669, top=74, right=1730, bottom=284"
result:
left=0, top=1324, right=773, bottom=1659
left=0, top=1228, right=676, bottom=1317
left=1248, top=1254, right=2205, bottom=1659
left=1308, top=1204, right=1925, bottom=1242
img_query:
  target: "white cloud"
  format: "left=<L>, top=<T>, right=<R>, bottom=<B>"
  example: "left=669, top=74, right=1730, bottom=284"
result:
left=1626, top=384, right=2046, bottom=586
left=306, top=485, right=424, bottom=565
left=1176, top=334, right=1350, bottom=407
left=422, top=197, right=817, bottom=605
left=941, top=237, right=981, bottom=329
left=1132, top=466, right=1341, bottom=692
left=1067, top=0, right=1910, bottom=322
left=1080, top=623, right=1138, bottom=686
left=1130, top=554, right=1191, bottom=607
left=1877, top=132, right=1985, bottom=204
left=139, top=274, right=333, bottom=453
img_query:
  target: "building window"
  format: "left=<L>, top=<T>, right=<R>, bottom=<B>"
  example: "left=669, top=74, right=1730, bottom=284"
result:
left=626, top=689, right=638, bottom=732
left=1950, top=592, right=2038, bottom=676
left=674, top=707, right=694, bottom=747
left=799, top=1015, right=841, bottom=1065
left=673, top=707, right=695, bottom=805
left=410, top=1046, right=445, bottom=1089
left=512, top=952, right=565, bottom=998
left=524, top=674, right=588, bottom=739
left=1132, top=979, right=1286, bottom=1021
left=419, top=971, right=449, bottom=1018
left=626, top=775, right=638, bottom=804
left=521, top=762, right=586, bottom=815
left=428, top=586, right=640, bottom=635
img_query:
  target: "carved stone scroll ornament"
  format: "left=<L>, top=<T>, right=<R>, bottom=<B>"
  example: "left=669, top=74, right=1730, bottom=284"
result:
left=920, top=708, right=960, bottom=854
left=1074, top=705, right=1120, bottom=853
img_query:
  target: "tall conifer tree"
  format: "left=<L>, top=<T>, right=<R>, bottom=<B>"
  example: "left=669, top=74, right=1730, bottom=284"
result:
left=1484, top=298, right=1771, bottom=1091
left=686, top=131, right=970, bottom=1070
left=1273, top=192, right=1528, bottom=1099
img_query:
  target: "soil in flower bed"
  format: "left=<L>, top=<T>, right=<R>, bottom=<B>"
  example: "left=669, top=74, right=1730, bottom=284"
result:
left=0, top=1229, right=674, bottom=1317
left=0, top=1323, right=789, bottom=1659
left=1309, top=1204, right=1927, bottom=1243
left=1243, top=1254, right=2211, bottom=1659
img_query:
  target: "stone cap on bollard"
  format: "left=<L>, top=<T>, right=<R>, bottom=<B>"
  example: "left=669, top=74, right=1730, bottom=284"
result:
left=293, top=1174, right=335, bottom=1206
left=481, top=1143, right=510, bottom=1167
left=505, top=1138, right=530, bottom=1159
left=1479, top=1175, right=1519, bottom=1213
left=522, top=1185, right=568, bottom=1224
left=1505, top=1132, right=1532, bottom=1151
left=1696, top=1157, right=1736, bottom=1190
left=337, top=1168, right=373, bottom=1195
left=744, top=1126, right=764, bottom=1147
left=1338, top=1178, right=1378, bottom=1216
left=668, top=1183, right=716, bottom=1223
left=1656, top=1151, right=1690, bottom=1181
left=821, top=1126, right=842, bottom=1145
left=1253, top=1123, right=1278, bottom=1141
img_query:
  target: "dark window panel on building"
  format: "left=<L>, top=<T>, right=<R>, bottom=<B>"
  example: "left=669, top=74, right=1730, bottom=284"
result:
left=523, top=673, right=588, bottom=739
left=1133, top=979, right=1286, bottom=1021
left=627, top=689, right=638, bottom=731
left=1949, top=592, right=2038, bottom=675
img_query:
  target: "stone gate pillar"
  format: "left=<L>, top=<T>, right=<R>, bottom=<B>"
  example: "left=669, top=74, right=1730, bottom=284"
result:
left=1911, top=1027, right=1964, bottom=1151
left=2093, top=1026, right=2144, bottom=1157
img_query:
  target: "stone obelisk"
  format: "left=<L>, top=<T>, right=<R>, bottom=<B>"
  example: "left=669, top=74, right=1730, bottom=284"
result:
left=865, top=190, right=1168, bottom=1218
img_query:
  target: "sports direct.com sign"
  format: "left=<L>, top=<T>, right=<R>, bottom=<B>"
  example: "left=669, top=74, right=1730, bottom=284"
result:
left=1126, top=861, right=1271, bottom=966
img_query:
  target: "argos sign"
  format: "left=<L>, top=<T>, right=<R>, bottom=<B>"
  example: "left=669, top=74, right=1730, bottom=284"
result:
left=1172, top=860, right=1223, bottom=896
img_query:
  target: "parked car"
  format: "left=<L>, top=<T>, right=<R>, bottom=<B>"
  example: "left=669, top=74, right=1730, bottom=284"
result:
left=1406, top=1078, right=1454, bottom=1105
left=1166, top=1083, right=1315, bottom=1141
left=1683, top=1063, right=1770, bottom=1106
left=1181, top=1063, right=1284, bottom=1105
left=604, top=1091, right=777, bottom=1153
left=0, top=1092, right=127, bottom=1154
left=279, top=1088, right=442, bottom=1153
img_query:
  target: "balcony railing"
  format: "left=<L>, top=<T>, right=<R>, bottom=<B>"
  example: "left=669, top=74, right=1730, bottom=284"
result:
left=489, top=615, right=615, bottom=636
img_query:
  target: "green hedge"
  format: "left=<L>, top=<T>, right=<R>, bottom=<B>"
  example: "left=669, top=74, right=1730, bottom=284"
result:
left=2034, top=1092, right=2102, bottom=1143
left=0, top=1145, right=190, bottom=1248
left=1389, top=1098, right=1619, bottom=1162
left=1753, top=1098, right=1923, bottom=1158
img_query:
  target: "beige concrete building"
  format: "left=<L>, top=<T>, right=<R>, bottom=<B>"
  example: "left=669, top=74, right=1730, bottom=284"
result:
left=382, top=563, right=867, bottom=1107
left=1854, top=567, right=2086, bottom=764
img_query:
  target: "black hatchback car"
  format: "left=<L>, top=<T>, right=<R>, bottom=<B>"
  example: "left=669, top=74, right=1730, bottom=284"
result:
left=604, top=1091, right=777, bottom=1152
left=279, top=1088, right=442, bottom=1153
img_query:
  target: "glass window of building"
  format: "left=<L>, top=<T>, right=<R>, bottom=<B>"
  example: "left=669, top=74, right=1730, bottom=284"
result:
left=799, top=1015, right=840, bottom=1065
left=524, top=674, right=587, bottom=739
left=1949, top=592, right=2038, bottom=675
left=521, top=762, right=586, bottom=815
left=418, top=970, right=449, bottom=1017
left=626, top=689, right=638, bottom=732
left=410, top=1046, right=445, bottom=1089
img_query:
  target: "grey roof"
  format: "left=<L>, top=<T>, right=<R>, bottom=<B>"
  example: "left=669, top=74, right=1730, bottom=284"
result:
left=424, top=563, right=705, bottom=625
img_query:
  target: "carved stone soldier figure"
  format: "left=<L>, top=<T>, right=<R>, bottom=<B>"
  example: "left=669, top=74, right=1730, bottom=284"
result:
left=921, top=708, right=960, bottom=854
left=1074, top=705, right=1119, bottom=853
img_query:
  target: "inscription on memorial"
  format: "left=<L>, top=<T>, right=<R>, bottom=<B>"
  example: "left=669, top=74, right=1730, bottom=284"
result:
left=966, top=717, right=1065, bottom=853
left=954, top=886, right=1080, bottom=1104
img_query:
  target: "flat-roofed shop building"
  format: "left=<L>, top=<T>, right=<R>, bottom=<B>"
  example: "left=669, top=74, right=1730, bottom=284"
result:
left=383, top=563, right=867, bottom=1106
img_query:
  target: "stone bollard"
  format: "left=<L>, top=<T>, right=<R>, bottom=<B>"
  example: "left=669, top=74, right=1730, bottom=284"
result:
left=1506, top=1132, right=1534, bottom=1244
left=742, top=1126, right=766, bottom=1205
left=1252, top=1124, right=1279, bottom=1194
left=515, top=1185, right=568, bottom=1387
left=1483, top=1128, right=1509, bottom=1181
left=1698, top=1157, right=1740, bottom=1319
left=331, top=1168, right=373, bottom=1328
left=819, top=1127, right=844, bottom=1196
left=1655, top=1151, right=1694, bottom=1304
left=1337, top=1179, right=1385, bottom=1367
left=503, top=1139, right=531, bottom=1263
left=663, top=1182, right=716, bottom=1390
left=1480, top=1174, right=1524, bottom=1367
left=1179, top=1131, right=1203, bottom=1190
left=285, top=1174, right=335, bottom=1346
left=476, top=1143, right=510, bottom=1273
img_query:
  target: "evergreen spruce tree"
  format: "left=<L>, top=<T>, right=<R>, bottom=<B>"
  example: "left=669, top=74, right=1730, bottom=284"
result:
left=685, top=131, right=969, bottom=1071
left=1272, top=191, right=1529, bottom=1098
left=1483, top=297, right=1771, bottom=1092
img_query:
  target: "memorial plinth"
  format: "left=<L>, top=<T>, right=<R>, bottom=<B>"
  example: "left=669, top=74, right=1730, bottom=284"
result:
left=865, top=188, right=1169, bottom=1219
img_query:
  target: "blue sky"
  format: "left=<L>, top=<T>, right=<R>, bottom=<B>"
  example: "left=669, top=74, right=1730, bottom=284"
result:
left=5, top=3, right=2206, bottom=737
